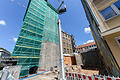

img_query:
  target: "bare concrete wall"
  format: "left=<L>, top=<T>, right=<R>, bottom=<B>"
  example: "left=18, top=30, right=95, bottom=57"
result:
left=75, top=54, right=83, bottom=66
left=39, top=41, right=60, bottom=70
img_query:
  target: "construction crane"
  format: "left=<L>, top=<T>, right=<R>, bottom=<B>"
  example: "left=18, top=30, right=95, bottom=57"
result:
left=11, top=0, right=65, bottom=11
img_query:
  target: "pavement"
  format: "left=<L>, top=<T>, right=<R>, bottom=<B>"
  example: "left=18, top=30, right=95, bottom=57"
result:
left=24, top=71, right=59, bottom=80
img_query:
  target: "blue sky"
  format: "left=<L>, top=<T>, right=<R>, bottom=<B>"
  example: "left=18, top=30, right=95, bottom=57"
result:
left=0, top=0, right=94, bottom=52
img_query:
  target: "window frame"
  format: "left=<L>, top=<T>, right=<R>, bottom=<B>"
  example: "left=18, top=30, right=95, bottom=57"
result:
left=64, top=48, right=66, bottom=54
left=114, top=0, right=120, bottom=12
left=115, top=36, right=120, bottom=48
left=100, top=1, right=120, bottom=21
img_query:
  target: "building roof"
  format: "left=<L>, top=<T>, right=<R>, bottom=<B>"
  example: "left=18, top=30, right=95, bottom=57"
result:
left=77, top=42, right=96, bottom=49
left=61, top=30, right=72, bottom=36
left=0, top=47, right=11, bottom=55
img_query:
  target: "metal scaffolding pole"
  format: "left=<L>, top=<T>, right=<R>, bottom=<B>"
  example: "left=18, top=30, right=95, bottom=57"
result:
left=58, top=19, right=66, bottom=80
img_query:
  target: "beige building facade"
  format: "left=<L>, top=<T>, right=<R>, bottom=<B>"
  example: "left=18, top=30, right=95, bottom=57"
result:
left=61, top=31, right=74, bottom=54
left=81, top=0, right=120, bottom=76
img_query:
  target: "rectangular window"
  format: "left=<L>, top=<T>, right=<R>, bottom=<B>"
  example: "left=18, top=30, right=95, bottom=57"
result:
left=63, top=42, right=66, bottom=47
left=70, top=49, right=72, bottom=53
left=100, top=6, right=117, bottom=20
left=118, top=39, right=120, bottom=43
left=63, top=37, right=65, bottom=40
left=117, top=38, right=120, bottom=44
left=115, top=37, right=120, bottom=48
left=67, top=49, right=69, bottom=54
left=64, top=48, right=66, bottom=54
left=65, top=34, right=67, bottom=37
left=114, top=0, right=120, bottom=11
left=69, top=40, right=70, bottom=43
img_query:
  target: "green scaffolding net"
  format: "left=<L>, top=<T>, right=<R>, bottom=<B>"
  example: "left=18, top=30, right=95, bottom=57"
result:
left=12, top=0, right=59, bottom=77
left=43, top=4, right=59, bottom=44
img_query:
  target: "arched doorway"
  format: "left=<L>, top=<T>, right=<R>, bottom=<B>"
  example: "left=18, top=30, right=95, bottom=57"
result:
left=29, top=66, right=38, bottom=74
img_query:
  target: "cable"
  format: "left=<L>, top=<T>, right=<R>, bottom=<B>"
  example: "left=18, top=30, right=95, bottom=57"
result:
left=11, top=0, right=25, bottom=8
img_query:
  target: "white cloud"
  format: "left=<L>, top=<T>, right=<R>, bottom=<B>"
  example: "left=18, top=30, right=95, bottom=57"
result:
left=84, top=27, right=91, bottom=33
left=0, top=20, right=6, bottom=26
left=84, top=40, right=94, bottom=44
left=13, top=38, right=17, bottom=42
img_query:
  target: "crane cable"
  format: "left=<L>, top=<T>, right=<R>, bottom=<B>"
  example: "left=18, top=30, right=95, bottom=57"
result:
left=11, top=0, right=25, bottom=8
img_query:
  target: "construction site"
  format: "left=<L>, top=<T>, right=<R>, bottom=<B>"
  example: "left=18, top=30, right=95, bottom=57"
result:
left=0, top=0, right=120, bottom=80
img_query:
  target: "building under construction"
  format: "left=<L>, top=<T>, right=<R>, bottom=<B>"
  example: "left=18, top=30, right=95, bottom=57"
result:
left=12, top=0, right=60, bottom=77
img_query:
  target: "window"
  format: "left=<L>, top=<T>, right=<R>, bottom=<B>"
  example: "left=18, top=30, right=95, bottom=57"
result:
left=114, top=0, right=120, bottom=11
left=85, top=46, right=88, bottom=49
left=100, top=1, right=120, bottom=20
left=116, top=38, right=120, bottom=43
left=63, top=37, right=65, bottom=40
left=70, top=49, right=72, bottom=53
left=66, top=39, right=67, bottom=42
left=67, top=49, right=69, bottom=54
left=118, top=39, right=120, bottom=43
left=69, top=40, right=71, bottom=43
left=65, top=34, right=67, bottom=37
left=115, top=37, right=120, bottom=48
left=64, top=48, right=66, bottom=53
left=63, top=42, right=65, bottom=46
left=66, top=43, right=68, bottom=47
left=69, top=44, right=71, bottom=48
left=100, top=6, right=117, bottom=20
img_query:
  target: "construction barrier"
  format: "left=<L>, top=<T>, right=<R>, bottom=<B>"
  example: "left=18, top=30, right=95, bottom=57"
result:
left=65, top=72, right=120, bottom=80
left=0, top=65, right=22, bottom=80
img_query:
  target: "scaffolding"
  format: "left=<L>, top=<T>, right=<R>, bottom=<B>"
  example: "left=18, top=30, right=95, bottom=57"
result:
left=12, top=0, right=59, bottom=77
left=39, top=0, right=60, bottom=71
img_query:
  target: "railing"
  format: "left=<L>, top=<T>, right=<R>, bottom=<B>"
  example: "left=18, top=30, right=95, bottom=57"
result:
left=77, top=47, right=97, bottom=54
left=65, top=72, right=120, bottom=80
left=0, top=57, right=18, bottom=62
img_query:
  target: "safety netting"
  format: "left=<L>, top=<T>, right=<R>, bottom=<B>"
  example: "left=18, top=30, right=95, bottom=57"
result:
left=12, top=0, right=59, bottom=77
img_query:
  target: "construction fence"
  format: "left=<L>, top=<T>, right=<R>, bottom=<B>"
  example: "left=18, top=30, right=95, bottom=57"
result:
left=65, top=72, right=120, bottom=80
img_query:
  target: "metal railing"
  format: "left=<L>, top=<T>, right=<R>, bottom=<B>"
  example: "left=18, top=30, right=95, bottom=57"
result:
left=65, top=72, right=120, bottom=80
